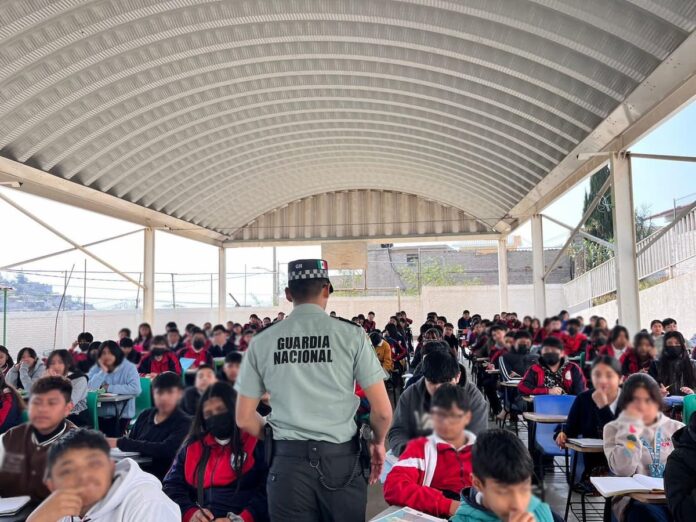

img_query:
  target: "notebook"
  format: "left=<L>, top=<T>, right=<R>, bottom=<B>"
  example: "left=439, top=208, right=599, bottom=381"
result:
left=590, top=475, right=664, bottom=497
left=110, top=448, right=140, bottom=459
left=567, top=438, right=604, bottom=448
left=0, top=496, right=30, bottom=515
left=371, top=506, right=446, bottom=521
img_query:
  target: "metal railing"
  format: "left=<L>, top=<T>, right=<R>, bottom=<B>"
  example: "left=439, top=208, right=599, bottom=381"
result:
left=564, top=207, right=696, bottom=309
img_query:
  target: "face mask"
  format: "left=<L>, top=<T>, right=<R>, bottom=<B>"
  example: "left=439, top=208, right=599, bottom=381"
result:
left=205, top=413, right=235, bottom=439
left=193, top=339, right=205, bottom=350
left=541, top=352, right=560, bottom=366
left=664, top=346, right=682, bottom=360
left=78, top=342, right=89, bottom=350
left=516, top=343, right=530, bottom=354
left=151, top=348, right=166, bottom=357
left=596, top=336, right=607, bottom=347
left=568, top=327, right=578, bottom=336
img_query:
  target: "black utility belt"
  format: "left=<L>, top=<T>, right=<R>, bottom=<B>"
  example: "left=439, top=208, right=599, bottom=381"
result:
left=273, top=438, right=359, bottom=459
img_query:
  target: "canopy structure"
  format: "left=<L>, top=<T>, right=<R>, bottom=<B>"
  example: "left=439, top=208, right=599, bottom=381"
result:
left=1, top=1, right=696, bottom=329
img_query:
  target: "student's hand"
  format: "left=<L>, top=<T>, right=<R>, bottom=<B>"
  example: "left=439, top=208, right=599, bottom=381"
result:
left=486, top=363, right=494, bottom=371
left=592, top=389, right=610, bottom=408
left=368, top=441, right=386, bottom=485
left=27, top=489, right=83, bottom=522
left=98, top=360, right=110, bottom=373
left=509, top=371, right=520, bottom=378
left=508, top=511, right=535, bottom=522
left=549, top=387, right=563, bottom=396
left=681, top=387, right=695, bottom=395
left=659, top=384, right=669, bottom=397
left=448, top=500, right=461, bottom=516
left=189, top=509, right=214, bottom=522
left=556, top=432, right=567, bottom=449
left=624, top=403, right=642, bottom=421
left=106, top=437, right=119, bottom=448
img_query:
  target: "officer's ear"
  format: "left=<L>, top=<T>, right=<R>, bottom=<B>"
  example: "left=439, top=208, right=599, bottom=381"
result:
left=285, top=287, right=293, bottom=303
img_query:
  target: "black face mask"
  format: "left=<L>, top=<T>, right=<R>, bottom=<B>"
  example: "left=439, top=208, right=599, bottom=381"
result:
left=78, top=342, right=89, bottom=350
left=151, top=348, right=166, bottom=357
left=205, top=413, right=235, bottom=439
left=568, top=327, right=578, bottom=336
left=193, top=339, right=205, bottom=350
left=664, top=346, right=682, bottom=360
left=541, top=352, right=560, bottom=366
left=516, top=343, right=530, bottom=354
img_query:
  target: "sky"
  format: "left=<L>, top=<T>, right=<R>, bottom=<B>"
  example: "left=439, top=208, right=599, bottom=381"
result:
left=0, top=100, right=694, bottom=308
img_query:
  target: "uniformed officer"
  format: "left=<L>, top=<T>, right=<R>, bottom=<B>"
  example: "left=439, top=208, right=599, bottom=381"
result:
left=235, top=259, right=392, bottom=522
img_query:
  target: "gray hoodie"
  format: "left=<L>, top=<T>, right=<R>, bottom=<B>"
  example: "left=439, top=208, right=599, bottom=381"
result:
left=6, top=360, right=46, bottom=391
left=57, top=458, right=179, bottom=521
left=388, top=377, right=488, bottom=456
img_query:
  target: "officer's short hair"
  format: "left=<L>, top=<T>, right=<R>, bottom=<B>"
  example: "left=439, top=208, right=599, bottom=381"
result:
left=288, top=278, right=328, bottom=300
left=422, top=349, right=460, bottom=384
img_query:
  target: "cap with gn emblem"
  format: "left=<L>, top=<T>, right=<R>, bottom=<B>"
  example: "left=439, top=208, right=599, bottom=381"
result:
left=288, top=259, right=334, bottom=293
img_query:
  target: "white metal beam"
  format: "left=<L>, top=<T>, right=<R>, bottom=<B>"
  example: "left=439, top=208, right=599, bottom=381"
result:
left=218, top=247, right=227, bottom=324
left=531, top=214, right=546, bottom=319
left=541, top=214, right=614, bottom=251
left=543, top=174, right=612, bottom=280
left=0, top=228, right=144, bottom=271
left=0, top=190, right=143, bottom=288
left=610, top=153, right=640, bottom=333
left=143, top=227, right=155, bottom=325
left=222, top=233, right=502, bottom=248
left=0, top=156, right=226, bottom=247
left=497, top=237, right=509, bottom=313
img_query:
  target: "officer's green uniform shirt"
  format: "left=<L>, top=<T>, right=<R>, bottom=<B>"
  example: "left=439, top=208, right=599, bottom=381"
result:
left=236, top=303, right=384, bottom=444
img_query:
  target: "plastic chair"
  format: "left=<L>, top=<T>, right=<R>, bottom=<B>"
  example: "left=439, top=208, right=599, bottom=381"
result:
left=532, top=395, right=576, bottom=498
left=134, top=377, right=152, bottom=418
left=86, top=390, right=100, bottom=430
left=684, top=394, right=696, bottom=425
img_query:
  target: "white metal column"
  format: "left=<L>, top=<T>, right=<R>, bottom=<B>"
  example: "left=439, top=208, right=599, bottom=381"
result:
left=531, top=215, right=546, bottom=318
left=610, top=153, right=641, bottom=333
left=218, top=246, right=227, bottom=324
left=497, top=237, right=509, bottom=312
left=143, top=227, right=155, bottom=325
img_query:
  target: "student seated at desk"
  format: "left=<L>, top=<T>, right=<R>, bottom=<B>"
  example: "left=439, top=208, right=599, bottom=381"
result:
left=665, top=409, right=696, bottom=522
left=452, top=429, right=556, bottom=522
left=27, top=429, right=180, bottom=522
left=563, top=318, right=588, bottom=358
left=0, top=345, right=14, bottom=377
left=138, top=335, right=182, bottom=377
left=45, top=350, right=89, bottom=427
left=499, top=330, right=537, bottom=381
left=388, top=346, right=488, bottom=457
left=384, top=384, right=475, bottom=518
left=209, top=324, right=236, bottom=358
left=648, top=331, right=696, bottom=397
left=556, top=356, right=620, bottom=483
left=87, top=341, right=142, bottom=437
left=218, top=352, right=242, bottom=385
left=119, top=337, right=141, bottom=365
left=603, top=373, right=683, bottom=522
left=181, top=364, right=217, bottom=416
left=163, top=382, right=268, bottom=522
left=6, top=347, right=46, bottom=394
left=0, top=376, right=78, bottom=501
left=0, top=370, right=24, bottom=434
left=518, top=337, right=586, bottom=396
left=177, top=328, right=214, bottom=368
left=107, top=372, right=190, bottom=480
left=621, top=332, right=656, bottom=378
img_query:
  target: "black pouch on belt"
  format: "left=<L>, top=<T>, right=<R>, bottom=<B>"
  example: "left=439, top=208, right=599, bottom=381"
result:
left=358, top=422, right=372, bottom=472
left=264, top=423, right=274, bottom=468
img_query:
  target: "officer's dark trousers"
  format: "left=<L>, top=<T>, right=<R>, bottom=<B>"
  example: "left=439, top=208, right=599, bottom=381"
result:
left=268, top=439, right=367, bottom=522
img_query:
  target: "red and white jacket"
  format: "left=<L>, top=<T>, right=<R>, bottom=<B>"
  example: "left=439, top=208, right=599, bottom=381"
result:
left=384, top=431, right=476, bottom=518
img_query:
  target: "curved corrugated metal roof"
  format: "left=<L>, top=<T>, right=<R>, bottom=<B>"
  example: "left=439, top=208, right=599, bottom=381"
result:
left=0, top=0, right=695, bottom=241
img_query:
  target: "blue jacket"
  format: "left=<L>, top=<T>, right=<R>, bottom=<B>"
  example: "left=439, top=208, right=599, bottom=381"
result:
left=87, top=360, right=141, bottom=419
left=452, top=488, right=555, bottom=522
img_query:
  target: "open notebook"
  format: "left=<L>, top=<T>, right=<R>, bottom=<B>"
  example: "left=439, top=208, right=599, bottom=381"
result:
left=0, top=496, right=30, bottom=515
left=591, top=475, right=664, bottom=497
left=567, top=438, right=603, bottom=448
left=372, top=507, right=446, bottom=521
left=110, top=448, right=140, bottom=459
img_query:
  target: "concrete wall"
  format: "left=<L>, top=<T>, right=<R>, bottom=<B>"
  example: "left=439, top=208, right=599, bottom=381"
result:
left=2, top=284, right=565, bottom=357
left=574, top=270, right=696, bottom=337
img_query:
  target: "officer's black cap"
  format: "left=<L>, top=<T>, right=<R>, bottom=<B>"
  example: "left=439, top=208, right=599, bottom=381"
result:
left=288, top=259, right=333, bottom=293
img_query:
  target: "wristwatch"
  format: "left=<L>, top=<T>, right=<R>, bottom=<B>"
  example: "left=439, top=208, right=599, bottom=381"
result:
left=227, top=513, right=244, bottom=522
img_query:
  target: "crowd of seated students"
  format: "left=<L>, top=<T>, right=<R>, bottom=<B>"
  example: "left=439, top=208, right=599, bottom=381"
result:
left=1, top=308, right=696, bottom=521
